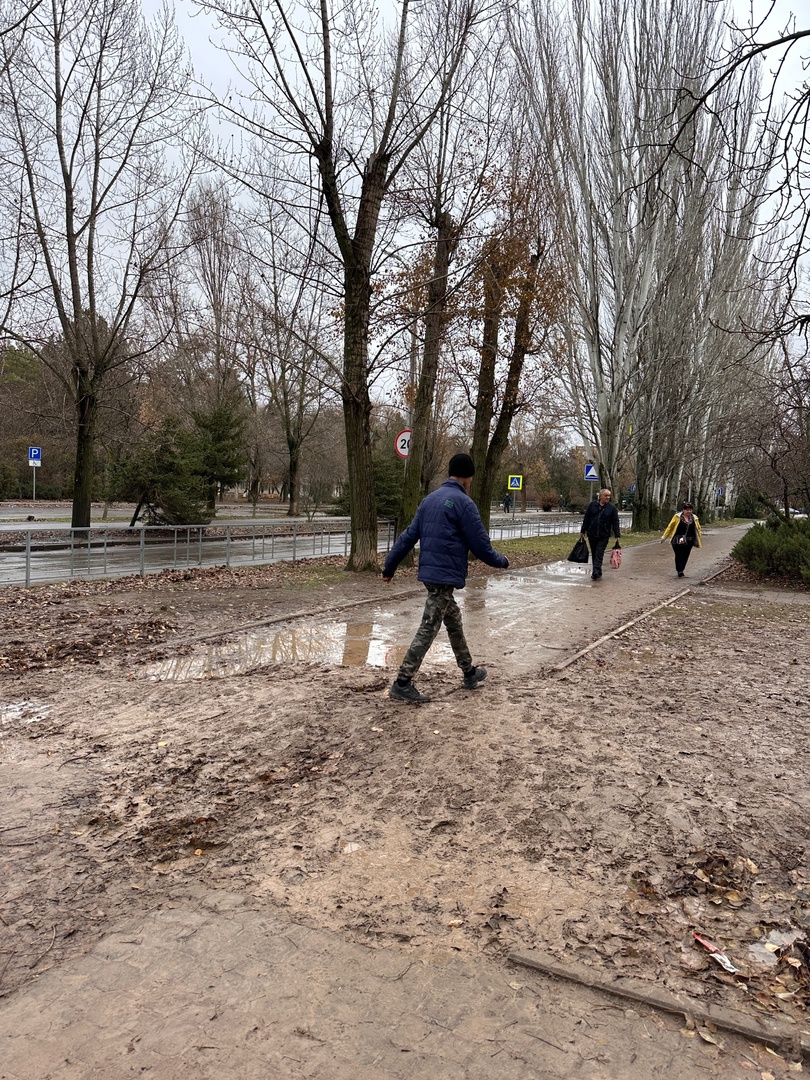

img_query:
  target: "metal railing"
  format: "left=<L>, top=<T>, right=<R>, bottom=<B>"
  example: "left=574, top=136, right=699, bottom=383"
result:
left=2, top=519, right=388, bottom=588
left=1, top=512, right=631, bottom=588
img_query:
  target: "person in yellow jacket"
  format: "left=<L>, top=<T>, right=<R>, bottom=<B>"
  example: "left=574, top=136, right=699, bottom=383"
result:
left=660, top=502, right=702, bottom=577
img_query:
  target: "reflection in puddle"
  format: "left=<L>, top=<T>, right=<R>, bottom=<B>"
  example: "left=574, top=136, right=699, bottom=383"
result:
left=147, top=562, right=587, bottom=681
left=0, top=700, right=52, bottom=729
left=538, top=560, right=593, bottom=580
left=147, top=618, right=423, bottom=681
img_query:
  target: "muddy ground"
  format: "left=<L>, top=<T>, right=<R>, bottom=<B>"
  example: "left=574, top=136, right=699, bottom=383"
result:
left=1, top=552, right=809, bottom=1076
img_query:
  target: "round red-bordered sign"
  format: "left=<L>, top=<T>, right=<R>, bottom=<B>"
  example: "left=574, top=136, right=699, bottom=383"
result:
left=395, top=429, right=412, bottom=458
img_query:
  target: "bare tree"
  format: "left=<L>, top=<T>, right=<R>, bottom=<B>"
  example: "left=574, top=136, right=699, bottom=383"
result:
left=511, top=0, right=757, bottom=492
left=734, top=335, right=810, bottom=518
left=626, top=92, right=773, bottom=524
left=184, top=181, right=246, bottom=404
left=663, top=7, right=810, bottom=336
left=388, top=26, right=509, bottom=539
left=199, top=0, right=490, bottom=569
left=445, top=136, right=569, bottom=525
left=0, top=0, right=202, bottom=528
left=238, top=200, right=340, bottom=517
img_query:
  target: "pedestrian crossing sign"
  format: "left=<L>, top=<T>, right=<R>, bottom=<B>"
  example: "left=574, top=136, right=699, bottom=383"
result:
left=584, top=463, right=599, bottom=482
left=508, top=475, right=523, bottom=490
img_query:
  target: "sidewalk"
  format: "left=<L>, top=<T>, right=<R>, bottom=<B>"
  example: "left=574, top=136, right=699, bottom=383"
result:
left=374, top=524, right=749, bottom=677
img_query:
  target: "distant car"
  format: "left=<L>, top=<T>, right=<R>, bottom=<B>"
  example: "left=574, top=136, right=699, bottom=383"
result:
left=789, top=508, right=807, bottom=518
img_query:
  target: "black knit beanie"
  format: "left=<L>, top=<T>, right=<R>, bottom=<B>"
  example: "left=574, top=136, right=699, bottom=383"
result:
left=448, top=453, right=475, bottom=478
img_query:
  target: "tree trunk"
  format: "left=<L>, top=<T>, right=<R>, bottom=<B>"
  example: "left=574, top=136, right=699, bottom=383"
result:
left=477, top=255, right=540, bottom=526
left=343, top=262, right=378, bottom=570
left=71, top=374, right=97, bottom=530
left=470, top=252, right=504, bottom=507
left=287, top=438, right=302, bottom=517
left=397, top=212, right=458, bottom=541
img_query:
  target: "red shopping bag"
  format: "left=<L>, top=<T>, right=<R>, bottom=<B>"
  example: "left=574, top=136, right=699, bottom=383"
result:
left=610, top=546, right=622, bottom=569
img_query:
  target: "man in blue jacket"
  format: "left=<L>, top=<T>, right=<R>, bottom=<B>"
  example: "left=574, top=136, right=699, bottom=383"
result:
left=382, top=453, right=509, bottom=703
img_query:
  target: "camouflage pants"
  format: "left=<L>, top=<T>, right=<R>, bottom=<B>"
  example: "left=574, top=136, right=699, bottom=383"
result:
left=398, top=584, right=472, bottom=682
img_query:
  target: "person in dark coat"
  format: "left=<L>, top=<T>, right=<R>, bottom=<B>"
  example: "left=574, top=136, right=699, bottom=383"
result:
left=382, top=453, right=509, bottom=703
left=580, top=487, right=621, bottom=580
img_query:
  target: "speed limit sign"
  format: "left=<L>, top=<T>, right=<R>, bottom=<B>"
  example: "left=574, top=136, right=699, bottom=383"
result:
left=395, top=428, right=412, bottom=458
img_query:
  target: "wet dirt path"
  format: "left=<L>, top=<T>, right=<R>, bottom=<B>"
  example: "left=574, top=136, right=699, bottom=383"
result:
left=4, top=523, right=809, bottom=1079
left=144, top=527, right=746, bottom=683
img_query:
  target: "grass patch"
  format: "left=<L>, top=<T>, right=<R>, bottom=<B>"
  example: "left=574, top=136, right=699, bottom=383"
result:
left=294, top=566, right=353, bottom=588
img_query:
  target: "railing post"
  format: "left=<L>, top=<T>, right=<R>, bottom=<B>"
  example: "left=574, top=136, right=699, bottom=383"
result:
left=139, top=527, right=145, bottom=576
left=25, top=530, right=31, bottom=588
left=226, top=526, right=231, bottom=567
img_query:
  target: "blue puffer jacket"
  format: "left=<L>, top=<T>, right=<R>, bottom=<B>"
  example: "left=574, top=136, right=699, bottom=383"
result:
left=383, top=479, right=509, bottom=588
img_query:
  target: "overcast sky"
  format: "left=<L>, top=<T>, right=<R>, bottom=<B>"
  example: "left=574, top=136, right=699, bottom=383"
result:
left=142, top=0, right=806, bottom=101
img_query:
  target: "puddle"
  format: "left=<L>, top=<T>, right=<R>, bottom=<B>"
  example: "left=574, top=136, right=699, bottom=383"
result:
left=147, top=618, right=413, bottom=681
left=145, top=563, right=592, bottom=682
left=0, top=700, right=52, bottom=731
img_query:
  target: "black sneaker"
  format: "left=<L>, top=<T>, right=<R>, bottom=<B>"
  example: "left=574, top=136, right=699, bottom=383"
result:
left=463, top=666, right=487, bottom=690
left=389, top=680, right=431, bottom=703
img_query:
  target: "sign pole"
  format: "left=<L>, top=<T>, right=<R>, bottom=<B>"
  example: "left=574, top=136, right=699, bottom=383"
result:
left=507, top=475, right=523, bottom=521
left=28, top=446, right=42, bottom=501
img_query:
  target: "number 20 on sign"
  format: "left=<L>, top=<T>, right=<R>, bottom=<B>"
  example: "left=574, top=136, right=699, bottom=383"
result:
left=395, top=429, right=412, bottom=458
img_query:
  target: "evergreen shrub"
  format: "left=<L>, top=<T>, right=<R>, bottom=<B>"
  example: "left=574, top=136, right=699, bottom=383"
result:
left=0, top=462, right=19, bottom=499
left=732, top=489, right=764, bottom=519
left=731, top=519, right=810, bottom=583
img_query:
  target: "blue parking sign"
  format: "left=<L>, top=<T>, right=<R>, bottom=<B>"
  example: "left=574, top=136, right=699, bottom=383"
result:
left=28, top=446, right=42, bottom=465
